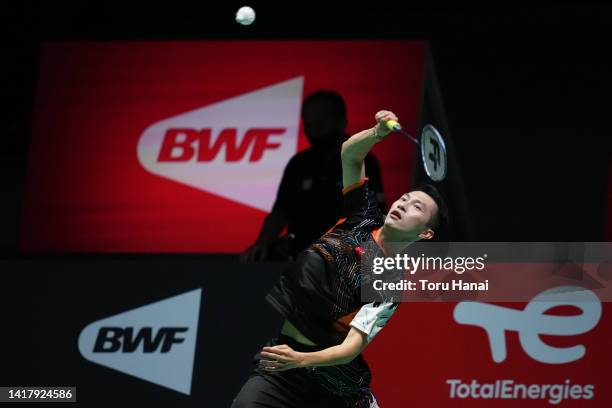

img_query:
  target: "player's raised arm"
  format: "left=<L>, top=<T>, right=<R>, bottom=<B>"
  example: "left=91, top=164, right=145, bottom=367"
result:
left=340, top=110, right=398, bottom=187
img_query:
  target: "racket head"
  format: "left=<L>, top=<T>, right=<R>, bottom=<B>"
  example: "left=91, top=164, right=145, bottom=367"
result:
left=420, top=125, right=447, bottom=181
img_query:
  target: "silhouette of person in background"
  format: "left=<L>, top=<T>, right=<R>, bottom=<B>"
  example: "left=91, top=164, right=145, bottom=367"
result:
left=242, top=90, right=385, bottom=261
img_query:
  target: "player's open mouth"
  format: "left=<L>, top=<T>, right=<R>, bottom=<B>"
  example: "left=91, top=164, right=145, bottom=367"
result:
left=390, top=210, right=402, bottom=220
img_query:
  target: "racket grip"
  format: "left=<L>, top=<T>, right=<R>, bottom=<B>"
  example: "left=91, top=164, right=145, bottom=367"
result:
left=385, top=120, right=402, bottom=131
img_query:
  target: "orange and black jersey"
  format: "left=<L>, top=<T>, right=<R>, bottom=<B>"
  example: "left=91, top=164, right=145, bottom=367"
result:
left=266, top=179, right=385, bottom=347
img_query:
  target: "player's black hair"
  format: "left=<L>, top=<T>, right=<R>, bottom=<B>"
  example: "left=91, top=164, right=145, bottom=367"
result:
left=414, top=183, right=449, bottom=235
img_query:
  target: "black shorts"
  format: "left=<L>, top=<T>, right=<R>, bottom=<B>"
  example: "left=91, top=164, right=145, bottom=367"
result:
left=231, top=335, right=379, bottom=408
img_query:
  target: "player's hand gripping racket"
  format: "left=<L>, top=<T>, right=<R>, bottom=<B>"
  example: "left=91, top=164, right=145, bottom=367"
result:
left=386, top=120, right=448, bottom=182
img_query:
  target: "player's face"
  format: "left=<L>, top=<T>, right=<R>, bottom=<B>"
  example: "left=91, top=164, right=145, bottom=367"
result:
left=384, top=191, right=438, bottom=238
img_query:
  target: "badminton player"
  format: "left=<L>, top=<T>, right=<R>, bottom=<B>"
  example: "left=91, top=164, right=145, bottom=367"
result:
left=232, top=110, right=448, bottom=407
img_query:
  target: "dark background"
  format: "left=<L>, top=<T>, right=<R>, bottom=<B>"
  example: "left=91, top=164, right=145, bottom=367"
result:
left=3, top=2, right=611, bottom=254
left=1, top=3, right=611, bottom=406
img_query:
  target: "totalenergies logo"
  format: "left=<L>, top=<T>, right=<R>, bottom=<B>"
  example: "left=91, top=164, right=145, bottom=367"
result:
left=137, top=77, right=303, bottom=212
left=454, top=286, right=602, bottom=364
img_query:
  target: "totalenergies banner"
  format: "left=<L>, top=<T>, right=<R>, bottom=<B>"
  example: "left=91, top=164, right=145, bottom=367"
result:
left=368, top=297, right=609, bottom=406
left=20, top=41, right=424, bottom=253
left=364, top=243, right=612, bottom=406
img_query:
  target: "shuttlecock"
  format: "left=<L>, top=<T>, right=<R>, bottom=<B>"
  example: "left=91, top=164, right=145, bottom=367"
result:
left=235, top=6, right=256, bottom=26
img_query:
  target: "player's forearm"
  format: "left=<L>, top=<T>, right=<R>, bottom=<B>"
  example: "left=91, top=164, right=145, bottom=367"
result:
left=340, top=127, right=379, bottom=166
left=299, top=343, right=359, bottom=367
left=299, top=328, right=366, bottom=367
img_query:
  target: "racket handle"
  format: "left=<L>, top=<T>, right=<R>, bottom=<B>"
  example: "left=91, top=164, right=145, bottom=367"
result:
left=385, top=120, right=419, bottom=144
left=385, top=120, right=402, bottom=131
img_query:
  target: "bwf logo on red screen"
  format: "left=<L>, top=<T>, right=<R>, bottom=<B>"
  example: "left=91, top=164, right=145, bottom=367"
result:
left=137, top=77, right=303, bottom=212
left=157, top=128, right=285, bottom=162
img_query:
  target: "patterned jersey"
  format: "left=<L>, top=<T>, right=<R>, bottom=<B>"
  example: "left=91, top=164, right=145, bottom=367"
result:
left=265, top=179, right=399, bottom=406
left=266, top=179, right=398, bottom=347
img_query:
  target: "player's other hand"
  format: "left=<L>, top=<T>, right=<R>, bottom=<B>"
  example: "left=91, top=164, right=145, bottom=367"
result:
left=374, top=110, right=399, bottom=139
left=259, top=344, right=304, bottom=371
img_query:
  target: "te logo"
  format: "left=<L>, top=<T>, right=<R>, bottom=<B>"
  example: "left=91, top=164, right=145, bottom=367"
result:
left=454, top=286, right=601, bottom=364
left=158, top=128, right=285, bottom=162
left=93, top=327, right=188, bottom=353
